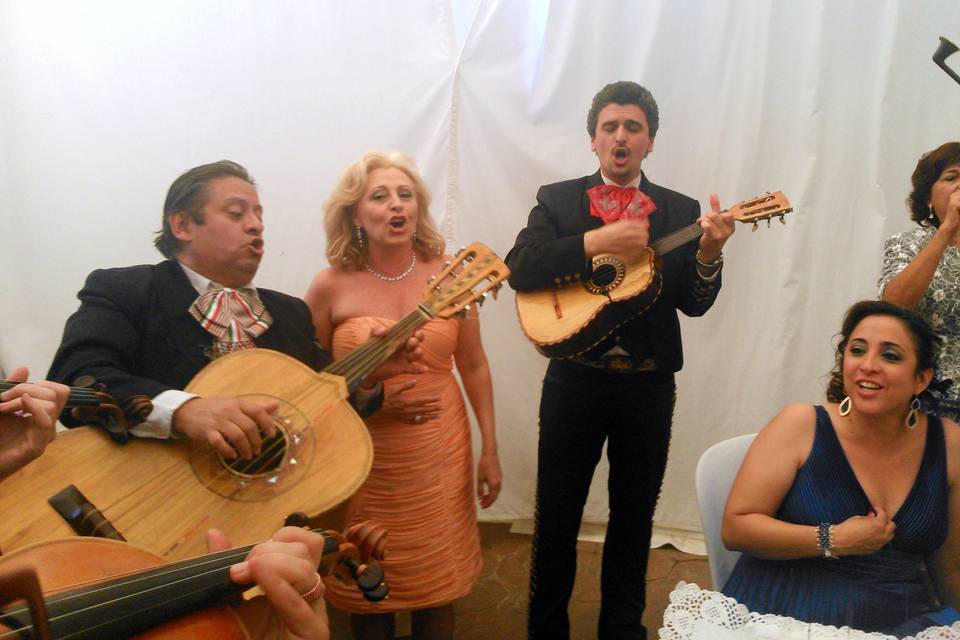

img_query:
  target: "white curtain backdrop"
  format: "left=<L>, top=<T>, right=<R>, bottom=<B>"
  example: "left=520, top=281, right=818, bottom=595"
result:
left=2, top=0, right=959, bottom=551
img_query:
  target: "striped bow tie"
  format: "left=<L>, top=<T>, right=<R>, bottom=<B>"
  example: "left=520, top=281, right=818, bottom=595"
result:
left=189, top=287, right=273, bottom=347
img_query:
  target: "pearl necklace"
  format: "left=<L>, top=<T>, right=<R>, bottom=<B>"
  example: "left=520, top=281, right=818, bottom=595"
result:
left=366, top=253, right=417, bottom=282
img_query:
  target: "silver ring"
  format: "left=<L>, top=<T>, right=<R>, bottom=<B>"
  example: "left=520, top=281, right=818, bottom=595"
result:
left=413, top=414, right=424, bottom=424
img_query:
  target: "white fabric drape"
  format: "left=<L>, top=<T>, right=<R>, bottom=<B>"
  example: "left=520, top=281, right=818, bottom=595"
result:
left=2, top=1, right=959, bottom=550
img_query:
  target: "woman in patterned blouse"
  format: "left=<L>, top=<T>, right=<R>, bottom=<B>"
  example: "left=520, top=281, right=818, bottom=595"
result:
left=880, top=142, right=960, bottom=420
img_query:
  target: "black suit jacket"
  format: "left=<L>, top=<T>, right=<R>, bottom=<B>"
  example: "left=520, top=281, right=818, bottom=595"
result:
left=505, top=171, right=721, bottom=373
left=48, top=259, right=364, bottom=424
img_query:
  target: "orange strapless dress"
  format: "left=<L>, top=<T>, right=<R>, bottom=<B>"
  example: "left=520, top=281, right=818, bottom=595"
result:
left=323, top=317, right=482, bottom=612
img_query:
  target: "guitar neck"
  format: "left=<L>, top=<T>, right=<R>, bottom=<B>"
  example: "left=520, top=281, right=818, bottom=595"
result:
left=647, top=190, right=793, bottom=257
left=648, top=222, right=704, bottom=257
left=323, top=305, right=435, bottom=388
left=0, top=380, right=104, bottom=408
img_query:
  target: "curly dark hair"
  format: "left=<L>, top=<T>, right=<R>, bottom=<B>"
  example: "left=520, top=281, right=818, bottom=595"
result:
left=907, top=142, right=960, bottom=227
left=154, top=160, right=255, bottom=258
left=586, top=81, right=659, bottom=139
left=825, top=300, right=941, bottom=403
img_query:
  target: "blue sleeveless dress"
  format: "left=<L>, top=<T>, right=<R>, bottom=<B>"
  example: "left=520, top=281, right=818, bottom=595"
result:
left=722, top=406, right=959, bottom=637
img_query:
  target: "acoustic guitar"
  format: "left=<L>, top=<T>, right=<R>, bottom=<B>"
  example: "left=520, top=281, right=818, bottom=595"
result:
left=515, top=192, right=792, bottom=358
left=0, top=243, right=508, bottom=562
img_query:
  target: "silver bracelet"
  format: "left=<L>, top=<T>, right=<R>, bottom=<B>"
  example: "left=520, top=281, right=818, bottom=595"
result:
left=696, top=250, right=723, bottom=270
left=817, top=522, right=836, bottom=559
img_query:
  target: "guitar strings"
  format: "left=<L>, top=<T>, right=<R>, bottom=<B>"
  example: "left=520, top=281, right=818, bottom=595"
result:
left=649, top=224, right=703, bottom=255
left=325, top=308, right=433, bottom=385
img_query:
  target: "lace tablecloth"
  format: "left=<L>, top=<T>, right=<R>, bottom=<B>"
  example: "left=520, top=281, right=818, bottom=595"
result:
left=659, top=582, right=960, bottom=640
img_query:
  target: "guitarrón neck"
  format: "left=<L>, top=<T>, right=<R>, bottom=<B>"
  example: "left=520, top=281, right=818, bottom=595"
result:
left=648, top=222, right=704, bottom=257
left=324, top=305, right=435, bottom=388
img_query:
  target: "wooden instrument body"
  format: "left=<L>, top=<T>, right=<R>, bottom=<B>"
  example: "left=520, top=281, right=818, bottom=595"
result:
left=0, top=349, right=371, bottom=562
left=0, top=537, right=247, bottom=639
left=515, top=249, right=659, bottom=358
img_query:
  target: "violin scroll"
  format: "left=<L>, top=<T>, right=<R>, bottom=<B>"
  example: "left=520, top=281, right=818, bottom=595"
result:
left=319, top=520, right=390, bottom=602
left=68, top=376, right=153, bottom=439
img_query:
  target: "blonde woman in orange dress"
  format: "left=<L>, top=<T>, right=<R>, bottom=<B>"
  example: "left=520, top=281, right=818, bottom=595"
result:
left=304, top=151, right=502, bottom=640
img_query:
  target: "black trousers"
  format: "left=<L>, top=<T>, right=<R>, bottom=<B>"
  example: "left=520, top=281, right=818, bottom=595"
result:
left=528, top=359, right=676, bottom=640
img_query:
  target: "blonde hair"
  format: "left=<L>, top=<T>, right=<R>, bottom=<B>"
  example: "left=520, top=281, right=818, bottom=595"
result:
left=325, top=151, right=445, bottom=269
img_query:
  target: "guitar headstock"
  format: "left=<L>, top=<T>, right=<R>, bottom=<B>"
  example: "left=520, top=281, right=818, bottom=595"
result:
left=728, top=191, right=793, bottom=230
left=422, top=242, right=510, bottom=318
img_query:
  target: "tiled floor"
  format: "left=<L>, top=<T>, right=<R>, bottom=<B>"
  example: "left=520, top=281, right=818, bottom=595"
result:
left=327, top=521, right=710, bottom=639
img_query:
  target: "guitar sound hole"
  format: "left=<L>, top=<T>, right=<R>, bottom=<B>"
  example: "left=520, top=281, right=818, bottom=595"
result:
left=591, top=263, right=618, bottom=287
left=222, top=428, right=288, bottom=478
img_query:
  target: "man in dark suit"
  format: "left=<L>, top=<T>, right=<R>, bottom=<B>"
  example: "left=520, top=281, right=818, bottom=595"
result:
left=506, top=81, right=735, bottom=639
left=49, top=160, right=414, bottom=459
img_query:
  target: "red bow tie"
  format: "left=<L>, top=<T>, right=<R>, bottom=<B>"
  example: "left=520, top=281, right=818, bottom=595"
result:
left=587, top=185, right=657, bottom=224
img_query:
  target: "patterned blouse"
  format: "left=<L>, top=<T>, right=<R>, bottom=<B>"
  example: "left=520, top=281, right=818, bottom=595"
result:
left=880, top=226, right=960, bottom=418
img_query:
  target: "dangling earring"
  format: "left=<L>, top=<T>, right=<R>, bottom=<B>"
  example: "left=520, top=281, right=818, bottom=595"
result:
left=839, top=396, right=852, bottom=416
left=412, top=230, right=418, bottom=242
left=906, top=395, right=921, bottom=430
left=355, top=225, right=365, bottom=250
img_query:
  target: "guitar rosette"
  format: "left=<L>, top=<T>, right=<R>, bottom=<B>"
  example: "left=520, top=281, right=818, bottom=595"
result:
left=188, top=394, right=316, bottom=501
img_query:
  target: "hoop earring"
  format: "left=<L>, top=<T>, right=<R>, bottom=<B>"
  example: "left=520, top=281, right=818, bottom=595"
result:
left=355, top=225, right=365, bottom=250
left=839, top=396, right=852, bottom=416
left=906, top=395, right=921, bottom=430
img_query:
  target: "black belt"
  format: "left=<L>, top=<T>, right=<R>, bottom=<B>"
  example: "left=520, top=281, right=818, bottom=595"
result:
left=569, top=355, right=658, bottom=373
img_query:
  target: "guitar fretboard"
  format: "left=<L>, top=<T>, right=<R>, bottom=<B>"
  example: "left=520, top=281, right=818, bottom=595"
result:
left=649, top=223, right=704, bottom=256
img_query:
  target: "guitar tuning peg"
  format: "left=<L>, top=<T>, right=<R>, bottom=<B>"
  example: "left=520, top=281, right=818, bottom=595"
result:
left=477, top=293, right=487, bottom=306
left=766, top=218, right=771, bottom=228
left=455, top=246, right=465, bottom=256
left=779, top=215, right=786, bottom=225
left=444, top=260, right=451, bottom=267
left=426, top=275, right=436, bottom=284
left=752, top=222, right=759, bottom=232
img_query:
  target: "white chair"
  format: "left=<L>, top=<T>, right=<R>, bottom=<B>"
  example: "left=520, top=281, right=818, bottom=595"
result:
left=694, top=433, right=756, bottom=591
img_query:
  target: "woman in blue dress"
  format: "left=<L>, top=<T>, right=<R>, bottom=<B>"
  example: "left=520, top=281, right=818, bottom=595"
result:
left=721, top=300, right=960, bottom=637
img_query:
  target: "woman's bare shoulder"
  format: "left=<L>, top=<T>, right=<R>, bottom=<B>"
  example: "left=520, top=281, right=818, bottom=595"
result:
left=308, top=266, right=355, bottom=290
left=304, top=266, right=357, bottom=305
left=752, top=403, right=819, bottom=454
left=765, top=403, right=818, bottom=431
left=941, top=415, right=960, bottom=450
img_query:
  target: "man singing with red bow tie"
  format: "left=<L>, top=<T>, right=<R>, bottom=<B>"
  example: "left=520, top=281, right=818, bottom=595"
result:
left=505, top=81, right=735, bottom=640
